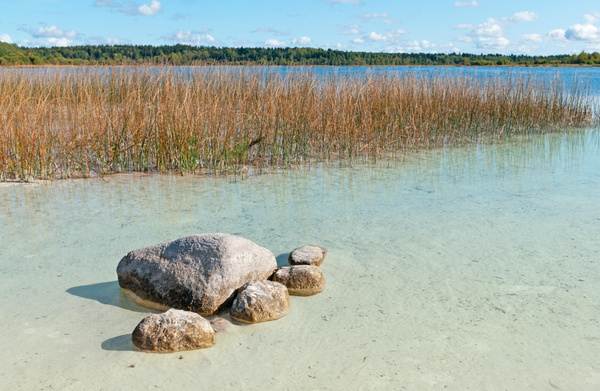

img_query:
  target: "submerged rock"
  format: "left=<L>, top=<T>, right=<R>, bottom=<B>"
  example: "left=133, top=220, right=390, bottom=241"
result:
left=273, top=265, right=325, bottom=296
left=116, top=233, right=277, bottom=316
left=132, top=309, right=215, bottom=353
left=230, top=280, right=290, bottom=323
left=210, top=317, right=233, bottom=333
left=288, top=245, right=327, bottom=267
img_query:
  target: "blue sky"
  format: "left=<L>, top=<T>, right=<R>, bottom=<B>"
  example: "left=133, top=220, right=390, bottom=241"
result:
left=1, top=0, right=599, bottom=55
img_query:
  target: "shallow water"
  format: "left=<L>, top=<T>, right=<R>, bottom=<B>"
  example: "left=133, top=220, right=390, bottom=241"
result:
left=1, top=130, right=599, bottom=390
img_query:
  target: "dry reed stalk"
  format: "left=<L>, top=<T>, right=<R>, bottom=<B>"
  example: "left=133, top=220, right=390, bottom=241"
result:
left=0, top=68, right=596, bottom=180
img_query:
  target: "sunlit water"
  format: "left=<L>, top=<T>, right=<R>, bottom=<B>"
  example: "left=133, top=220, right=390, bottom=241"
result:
left=1, top=129, right=600, bottom=390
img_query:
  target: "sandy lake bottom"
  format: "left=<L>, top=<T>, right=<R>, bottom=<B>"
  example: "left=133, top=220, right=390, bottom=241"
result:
left=1, top=129, right=599, bottom=390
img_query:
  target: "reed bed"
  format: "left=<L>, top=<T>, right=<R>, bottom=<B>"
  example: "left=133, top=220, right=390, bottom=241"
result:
left=0, top=68, right=596, bottom=180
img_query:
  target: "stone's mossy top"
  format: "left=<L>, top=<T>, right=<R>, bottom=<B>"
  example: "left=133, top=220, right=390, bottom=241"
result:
left=117, top=233, right=277, bottom=315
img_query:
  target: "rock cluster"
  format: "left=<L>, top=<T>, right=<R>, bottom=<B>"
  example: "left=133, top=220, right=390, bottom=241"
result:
left=118, top=234, right=327, bottom=353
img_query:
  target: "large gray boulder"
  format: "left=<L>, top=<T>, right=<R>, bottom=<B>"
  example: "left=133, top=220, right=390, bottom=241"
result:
left=132, top=309, right=215, bottom=352
left=230, top=280, right=290, bottom=323
left=117, top=233, right=277, bottom=316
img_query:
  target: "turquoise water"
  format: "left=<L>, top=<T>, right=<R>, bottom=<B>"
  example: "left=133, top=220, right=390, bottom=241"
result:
left=1, top=130, right=599, bottom=390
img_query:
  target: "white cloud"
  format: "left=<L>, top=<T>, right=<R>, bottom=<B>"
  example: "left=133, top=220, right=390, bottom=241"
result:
left=340, top=27, right=360, bottom=35
left=583, top=12, right=600, bottom=24
left=547, top=29, right=566, bottom=41
left=137, top=0, right=162, bottom=16
left=33, top=25, right=78, bottom=39
left=0, top=34, right=13, bottom=43
left=366, top=32, right=387, bottom=42
left=292, top=36, right=312, bottom=45
left=474, top=36, right=510, bottom=49
left=162, top=30, right=215, bottom=46
left=471, top=18, right=504, bottom=37
left=521, top=33, right=543, bottom=43
left=362, top=29, right=407, bottom=43
left=359, top=12, right=389, bottom=20
left=265, top=39, right=286, bottom=47
left=46, top=37, right=73, bottom=47
left=454, top=0, right=479, bottom=7
left=107, top=37, right=125, bottom=44
left=326, top=0, right=363, bottom=5
left=564, top=24, right=600, bottom=41
left=352, top=38, right=364, bottom=44
left=510, top=11, right=539, bottom=23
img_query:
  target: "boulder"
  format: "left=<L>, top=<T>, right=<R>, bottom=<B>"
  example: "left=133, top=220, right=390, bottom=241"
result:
left=132, top=309, right=215, bottom=353
left=230, top=280, right=290, bottom=323
left=288, top=245, right=327, bottom=267
left=117, top=233, right=277, bottom=316
left=273, top=265, right=325, bottom=296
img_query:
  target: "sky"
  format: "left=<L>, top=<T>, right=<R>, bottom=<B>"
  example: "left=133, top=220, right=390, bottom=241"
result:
left=1, top=0, right=600, bottom=55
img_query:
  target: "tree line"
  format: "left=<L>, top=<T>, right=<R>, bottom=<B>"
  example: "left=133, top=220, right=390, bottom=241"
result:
left=1, top=42, right=599, bottom=67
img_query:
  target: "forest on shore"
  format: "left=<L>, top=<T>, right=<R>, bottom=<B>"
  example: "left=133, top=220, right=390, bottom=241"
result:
left=1, top=42, right=600, bottom=67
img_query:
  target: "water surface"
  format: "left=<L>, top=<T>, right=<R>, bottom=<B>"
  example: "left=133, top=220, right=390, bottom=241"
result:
left=1, top=129, right=599, bottom=390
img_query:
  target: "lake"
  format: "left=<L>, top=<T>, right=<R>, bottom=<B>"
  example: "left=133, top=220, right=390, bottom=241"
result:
left=0, top=66, right=599, bottom=390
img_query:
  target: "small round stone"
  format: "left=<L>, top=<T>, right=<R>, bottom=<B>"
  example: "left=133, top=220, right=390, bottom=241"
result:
left=230, top=280, right=290, bottom=323
left=273, top=265, right=325, bottom=296
left=288, top=245, right=327, bottom=267
left=132, top=309, right=216, bottom=353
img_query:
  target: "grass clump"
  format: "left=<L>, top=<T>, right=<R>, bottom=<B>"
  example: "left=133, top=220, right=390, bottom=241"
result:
left=0, top=68, right=596, bottom=180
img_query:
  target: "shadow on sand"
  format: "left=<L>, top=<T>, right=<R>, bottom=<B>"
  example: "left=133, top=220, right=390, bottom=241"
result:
left=66, top=281, right=152, bottom=313
left=101, top=334, right=133, bottom=352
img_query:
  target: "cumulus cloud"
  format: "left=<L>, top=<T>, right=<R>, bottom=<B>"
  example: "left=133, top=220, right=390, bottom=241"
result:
left=521, top=33, right=543, bottom=43
left=361, top=29, right=407, bottom=43
left=510, top=11, right=539, bottom=23
left=33, top=25, right=78, bottom=39
left=474, top=36, right=510, bottom=49
left=292, top=36, right=312, bottom=45
left=265, top=39, right=286, bottom=47
left=352, top=38, right=364, bottom=44
left=564, top=24, right=600, bottom=41
left=162, top=30, right=215, bottom=46
left=0, top=34, right=13, bottom=43
left=97, top=0, right=162, bottom=16
left=454, top=0, right=479, bottom=7
left=583, top=12, right=600, bottom=24
left=137, top=0, right=162, bottom=16
left=339, top=24, right=360, bottom=35
left=326, top=0, right=364, bottom=5
left=366, top=32, right=387, bottom=41
left=453, top=11, right=538, bottom=51
left=547, top=29, right=566, bottom=41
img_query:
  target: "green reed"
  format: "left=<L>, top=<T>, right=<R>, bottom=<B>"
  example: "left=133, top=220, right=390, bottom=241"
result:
left=0, top=68, right=596, bottom=180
